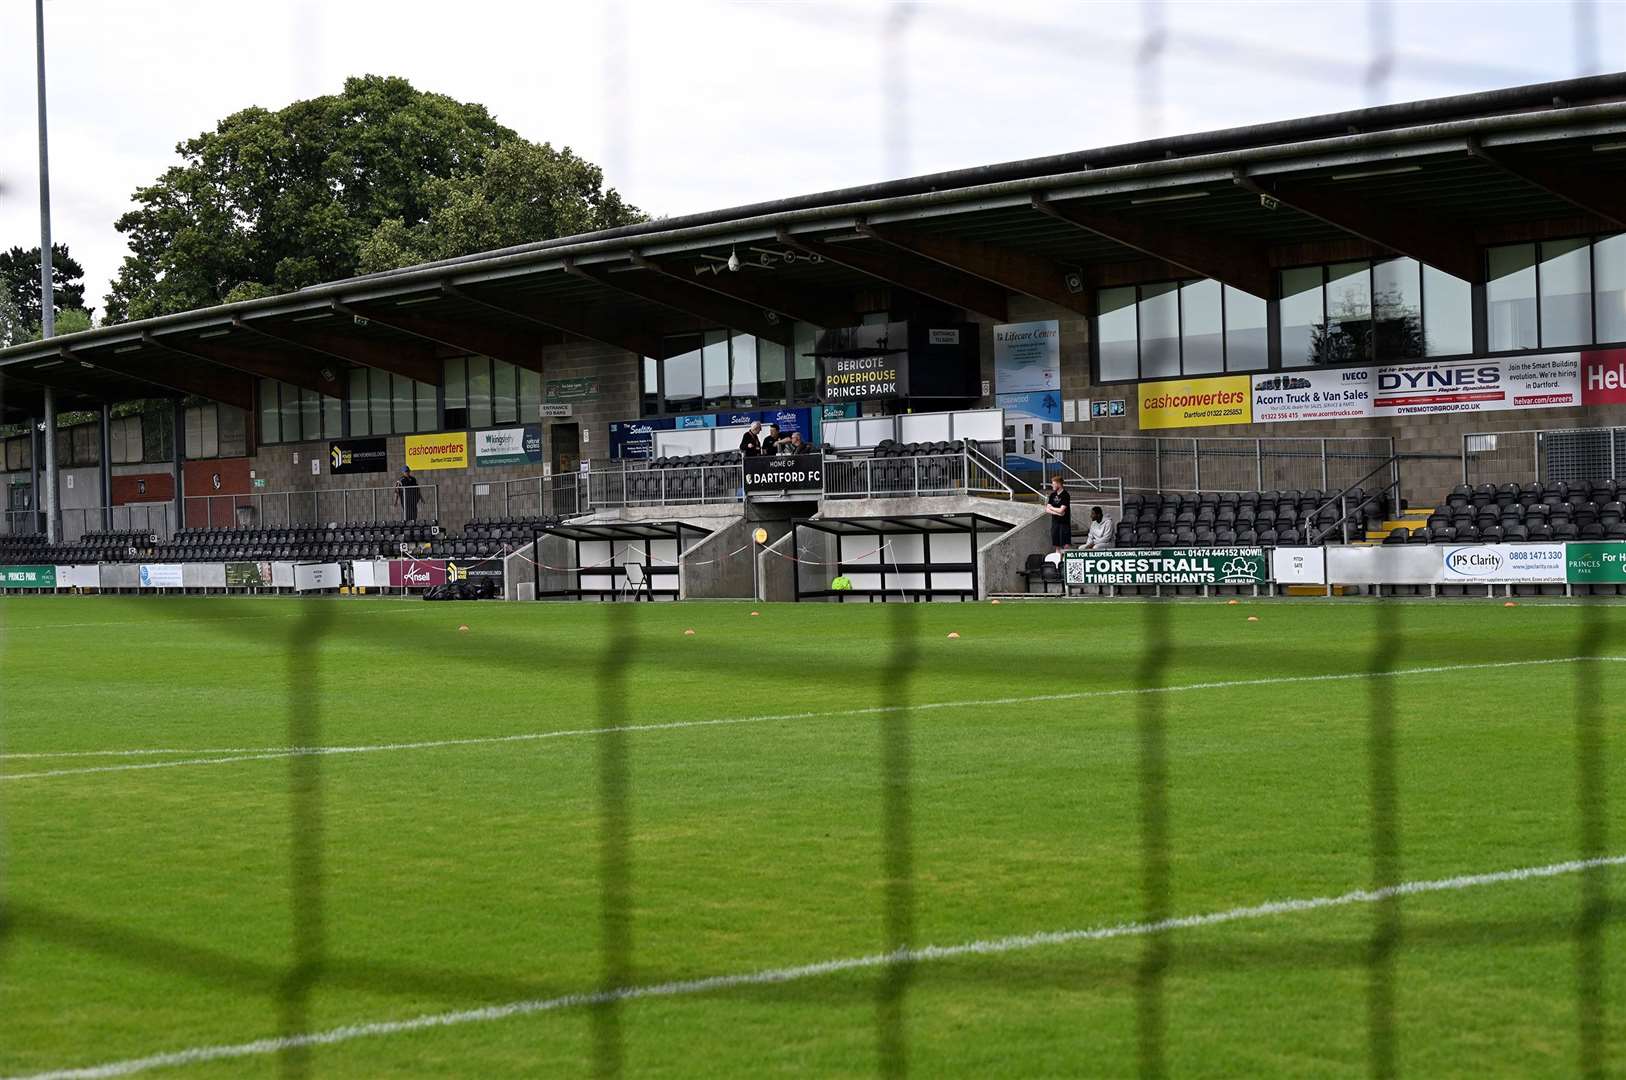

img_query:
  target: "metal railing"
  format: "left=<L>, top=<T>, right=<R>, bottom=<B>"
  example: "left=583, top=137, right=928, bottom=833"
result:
left=1037, top=445, right=1125, bottom=515
left=1043, top=433, right=1395, bottom=495
left=473, top=475, right=549, bottom=520
left=2, top=503, right=174, bottom=542
left=183, top=484, right=440, bottom=530
left=1463, top=425, right=1626, bottom=488
left=1303, top=453, right=1404, bottom=545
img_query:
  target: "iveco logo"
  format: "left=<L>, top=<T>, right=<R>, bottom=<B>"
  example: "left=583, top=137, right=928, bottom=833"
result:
left=1341, top=370, right=1369, bottom=382
left=1446, top=548, right=1504, bottom=576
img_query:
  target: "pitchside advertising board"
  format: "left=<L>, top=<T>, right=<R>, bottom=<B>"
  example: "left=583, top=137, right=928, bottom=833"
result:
left=1065, top=548, right=1269, bottom=586
left=138, top=564, right=184, bottom=588
left=388, top=558, right=447, bottom=588
left=1440, top=544, right=1567, bottom=585
left=1, top=565, right=55, bottom=588
left=743, top=453, right=823, bottom=495
left=1139, top=347, right=1626, bottom=430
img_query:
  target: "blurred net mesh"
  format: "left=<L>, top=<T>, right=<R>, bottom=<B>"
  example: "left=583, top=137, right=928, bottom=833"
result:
left=1, top=2, right=1621, bottom=1077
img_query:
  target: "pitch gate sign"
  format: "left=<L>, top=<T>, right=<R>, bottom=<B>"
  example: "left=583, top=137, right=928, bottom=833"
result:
left=1065, top=547, right=1269, bottom=586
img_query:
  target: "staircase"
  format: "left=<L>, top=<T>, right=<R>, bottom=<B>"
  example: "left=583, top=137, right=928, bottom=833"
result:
left=1353, top=506, right=1432, bottom=545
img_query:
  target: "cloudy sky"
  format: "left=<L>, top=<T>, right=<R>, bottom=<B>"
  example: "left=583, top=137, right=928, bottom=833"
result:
left=0, top=0, right=1620, bottom=316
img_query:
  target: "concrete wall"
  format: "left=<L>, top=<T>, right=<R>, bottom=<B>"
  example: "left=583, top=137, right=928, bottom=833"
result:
left=977, top=512, right=1054, bottom=598
left=679, top=516, right=753, bottom=599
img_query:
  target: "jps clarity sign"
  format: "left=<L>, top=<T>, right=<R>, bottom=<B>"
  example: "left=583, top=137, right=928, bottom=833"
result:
left=1065, top=547, right=1269, bottom=586
left=1441, top=544, right=1566, bottom=584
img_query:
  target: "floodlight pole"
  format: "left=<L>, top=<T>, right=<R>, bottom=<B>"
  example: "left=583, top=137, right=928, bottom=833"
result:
left=36, top=0, right=59, bottom=545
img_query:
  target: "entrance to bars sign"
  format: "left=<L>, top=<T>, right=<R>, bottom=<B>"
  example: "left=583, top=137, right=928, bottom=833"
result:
left=1064, top=547, right=1268, bottom=586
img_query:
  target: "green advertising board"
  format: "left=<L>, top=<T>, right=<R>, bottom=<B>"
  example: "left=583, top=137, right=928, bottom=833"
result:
left=1064, top=548, right=1269, bottom=586
left=1, top=565, right=57, bottom=589
left=224, top=562, right=270, bottom=587
left=1566, top=543, right=1626, bottom=583
left=544, top=377, right=599, bottom=403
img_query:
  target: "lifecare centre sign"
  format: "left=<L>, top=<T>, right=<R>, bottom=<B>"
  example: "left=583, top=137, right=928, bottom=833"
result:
left=1065, top=547, right=1269, bottom=586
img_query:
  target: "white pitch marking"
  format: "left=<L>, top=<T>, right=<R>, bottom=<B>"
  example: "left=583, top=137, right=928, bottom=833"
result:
left=9, top=852, right=1621, bottom=1080
left=3, top=655, right=1621, bottom=782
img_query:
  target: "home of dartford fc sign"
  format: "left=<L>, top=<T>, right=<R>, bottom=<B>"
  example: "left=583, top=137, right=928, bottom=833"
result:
left=1065, top=548, right=1269, bottom=586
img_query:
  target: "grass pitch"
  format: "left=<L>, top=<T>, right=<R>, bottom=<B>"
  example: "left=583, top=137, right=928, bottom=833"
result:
left=1, top=595, right=1624, bottom=1078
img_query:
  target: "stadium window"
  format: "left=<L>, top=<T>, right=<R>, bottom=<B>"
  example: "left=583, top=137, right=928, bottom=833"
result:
left=758, top=337, right=788, bottom=405
left=1323, top=261, right=1373, bottom=364
left=1540, top=238, right=1592, bottom=348
left=1138, top=283, right=1180, bottom=378
left=1096, top=287, right=1138, bottom=381
left=702, top=329, right=731, bottom=410
left=793, top=321, right=818, bottom=400
left=642, top=327, right=811, bottom=415
left=1279, top=259, right=1468, bottom=367
left=518, top=367, right=542, bottom=424
left=219, top=405, right=248, bottom=457
left=1278, top=267, right=1324, bottom=368
left=259, top=377, right=281, bottom=444
left=443, top=357, right=468, bottom=429
left=257, top=378, right=341, bottom=444
left=492, top=358, right=518, bottom=424
left=1179, top=279, right=1223, bottom=374
left=467, top=357, right=493, bottom=428
left=1598, top=234, right=1626, bottom=345
left=70, top=423, right=99, bottom=467
left=392, top=374, right=414, bottom=434
left=1486, top=244, right=1539, bottom=351
left=663, top=334, right=703, bottom=413
left=641, top=357, right=660, bottom=415
left=1372, top=257, right=1424, bottom=362
left=6, top=434, right=30, bottom=471
left=1423, top=265, right=1473, bottom=356
left=1224, top=288, right=1268, bottom=371
left=1096, top=279, right=1273, bottom=381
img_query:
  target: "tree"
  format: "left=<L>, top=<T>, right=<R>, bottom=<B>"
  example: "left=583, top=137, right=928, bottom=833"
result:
left=104, top=74, right=641, bottom=323
left=0, top=292, right=27, bottom=348
left=0, top=243, right=88, bottom=328
left=357, top=140, right=642, bottom=272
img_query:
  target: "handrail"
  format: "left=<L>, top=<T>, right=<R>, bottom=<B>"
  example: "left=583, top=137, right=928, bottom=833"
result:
left=1303, top=452, right=1403, bottom=545
left=966, top=443, right=1040, bottom=499
left=1038, top=444, right=1117, bottom=494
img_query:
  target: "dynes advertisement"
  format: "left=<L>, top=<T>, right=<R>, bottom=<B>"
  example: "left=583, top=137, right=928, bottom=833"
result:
left=1064, top=548, right=1269, bottom=586
left=387, top=559, right=447, bottom=588
left=743, top=453, right=823, bottom=495
left=1248, top=349, right=1611, bottom=424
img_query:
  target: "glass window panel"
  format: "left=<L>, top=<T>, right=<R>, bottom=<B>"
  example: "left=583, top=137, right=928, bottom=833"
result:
left=415, top=381, right=436, bottom=433
left=259, top=378, right=281, bottom=444
left=1324, top=261, right=1372, bottom=364
left=279, top=382, right=301, bottom=444
left=492, top=359, right=518, bottom=424
left=730, top=333, right=759, bottom=405
left=1422, top=266, right=1473, bottom=356
left=642, top=357, right=660, bottom=415
left=793, top=322, right=818, bottom=400
left=757, top=339, right=788, bottom=404
left=663, top=334, right=703, bottom=413
left=1540, top=237, right=1592, bottom=347
left=1096, top=286, right=1138, bottom=381
left=185, top=406, right=203, bottom=460
left=370, top=368, right=392, bottom=436
left=392, top=374, right=414, bottom=434
left=1223, top=287, right=1268, bottom=371
left=1138, top=283, right=1180, bottom=379
left=1487, top=243, right=1538, bottom=351
left=702, top=329, right=730, bottom=409
left=444, top=356, right=466, bottom=409
left=1179, top=279, right=1223, bottom=374
left=467, top=356, right=492, bottom=428
left=348, top=368, right=370, bottom=435
left=200, top=404, right=219, bottom=458
left=73, top=424, right=98, bottom=466
left=298, top=388, right=319, bottom=442
left=219, top=405, right=247, bottom=457
left=322, top=395, right=341, bottom=439
left=1372, top=257, right=1423, bottom=361
left=1279, top=267, right=1324, bottom=368
left=1597, top=234, right=1626, bottom=344
left=519, top=368, right=542, bottom=422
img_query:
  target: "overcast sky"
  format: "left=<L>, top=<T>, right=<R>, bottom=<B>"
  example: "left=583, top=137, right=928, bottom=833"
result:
left=1, top=0, right=1621, bottom=317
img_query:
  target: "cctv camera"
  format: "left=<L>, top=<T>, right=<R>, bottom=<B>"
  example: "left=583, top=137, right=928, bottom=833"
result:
left=727, top=249, right=741, bottom=272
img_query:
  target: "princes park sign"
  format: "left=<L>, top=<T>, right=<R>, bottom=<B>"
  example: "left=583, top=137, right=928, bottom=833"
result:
left=1064, top=548, right=1269, bottom=586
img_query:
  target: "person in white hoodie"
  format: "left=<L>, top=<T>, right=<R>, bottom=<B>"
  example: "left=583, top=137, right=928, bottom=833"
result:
left=1082, top=505, right=1114, bottom=550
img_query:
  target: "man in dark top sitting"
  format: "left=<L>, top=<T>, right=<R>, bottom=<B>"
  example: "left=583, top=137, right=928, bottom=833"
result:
left=395, top=465, right=421, bottom=522
left=1044, top=474, right=1072, bottom=554
left=739, top=421, right=763, bottom=457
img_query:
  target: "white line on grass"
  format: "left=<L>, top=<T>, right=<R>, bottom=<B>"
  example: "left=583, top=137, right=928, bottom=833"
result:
left=9, top=851, right=1621, bottom=1080
left=3, top=655, right=1622, bottom=782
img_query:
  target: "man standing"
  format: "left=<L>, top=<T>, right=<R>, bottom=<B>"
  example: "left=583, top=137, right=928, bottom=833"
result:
left=1083, top=505, right=1114, bottom=549
left=761, top=423, right=780, bottom=455
left=1044, top=474, right=1072, bottom=554
left=739, top=421, right=762, bottom=457
left=394, top=465, right=421, bottom=522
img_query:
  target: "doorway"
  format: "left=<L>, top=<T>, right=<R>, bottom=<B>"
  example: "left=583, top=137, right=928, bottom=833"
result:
left=551, top=422, right=581, bottom=474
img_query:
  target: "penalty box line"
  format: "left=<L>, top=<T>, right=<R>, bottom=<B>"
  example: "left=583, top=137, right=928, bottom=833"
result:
left=8, top=851, right=1622, bottom=1080
left=3, top=655, right=1622, bottom=782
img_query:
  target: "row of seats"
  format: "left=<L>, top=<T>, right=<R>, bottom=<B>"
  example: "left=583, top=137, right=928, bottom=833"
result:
left=1386, top=522, right=1626, bottom=544
left=1115, top=487, right=1392, bottom=548
left=871, top=439, right=984, bottom=458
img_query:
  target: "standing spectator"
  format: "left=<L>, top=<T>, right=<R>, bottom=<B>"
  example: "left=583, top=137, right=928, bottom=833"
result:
left=1044, top=474, right=1072, bottom=554
left=739, top=421, right=763, bottom=457
left=761, top=423, right=780, bottom=455
left=1083, top=505, right=1114, bottom=549
left=394, top=465, right=421, bottom=522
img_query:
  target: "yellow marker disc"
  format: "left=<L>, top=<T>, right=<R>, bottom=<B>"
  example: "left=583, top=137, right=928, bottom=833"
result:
left=753, top=527, right=769, bottom=544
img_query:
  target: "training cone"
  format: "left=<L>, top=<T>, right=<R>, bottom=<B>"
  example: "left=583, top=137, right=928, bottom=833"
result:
left=1227, top=599, right=1239, bottom=605
left=1247, top=616, right=1260, bottom=622
left=684, top=628, right=696, bottom=636
left=990, top=598, right=1002, bottom=605
left=947, top=631, right=961, bottom=639
left=457, top=624, right=470, bottom=633
left=1504, top=601, right=1518, bottom=607
left=750, top=611, right=760, bottom=616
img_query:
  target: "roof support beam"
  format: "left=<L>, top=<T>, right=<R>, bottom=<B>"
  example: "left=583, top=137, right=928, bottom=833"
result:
left=630, top=254, right=859, bottom=328
left=339, top=302, right=547, bottom=374
left=775, top=229, right=1009, bottom=321
left=1031, top=194, right=1275, bottom=298
left=858, top=224, right=1090, bottom=315
left=1232, top=171, right=1484, bottom=284
left=1467, top=141, right=1626, bottom=229
left=235, top=309, right=443, bottom=385
left=564, top=260, right=793, bottom=345
left=80, top=341, right=256, bottom=411
left=442, top=284, right=663, bottom=358
left=147, top=326, right=341, bottom=399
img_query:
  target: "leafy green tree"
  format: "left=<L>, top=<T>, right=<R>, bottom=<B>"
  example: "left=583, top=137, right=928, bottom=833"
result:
left=105, top=75, right=641, bottom=323
left=358, top=140, right=642, bottom=272
left=0, top=243, right=88, bottom=328
left=0, top=292, right=27, bottom=348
